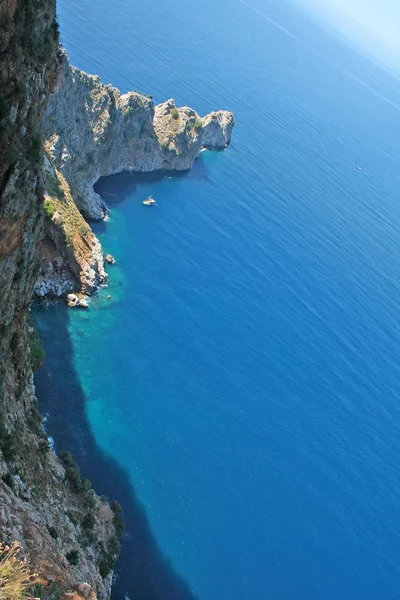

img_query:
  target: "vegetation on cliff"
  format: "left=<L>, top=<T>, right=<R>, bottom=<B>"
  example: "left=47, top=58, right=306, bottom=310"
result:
left=0, top=541, right=36, bottom=600
left=29, top=329, right=45, bottom=371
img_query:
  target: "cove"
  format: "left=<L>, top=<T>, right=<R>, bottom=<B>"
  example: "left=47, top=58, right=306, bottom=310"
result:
left=36, top=0, right=400, bottom=599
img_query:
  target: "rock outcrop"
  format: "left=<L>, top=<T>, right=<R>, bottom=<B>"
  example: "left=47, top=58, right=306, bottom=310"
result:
left=44, top=53, right=234, bottom=219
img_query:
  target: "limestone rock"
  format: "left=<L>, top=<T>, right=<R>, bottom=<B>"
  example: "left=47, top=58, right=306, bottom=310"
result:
left=201, top=111, right=235, bottom=149
left=66, top=294, right=88, bottom=308
left=43, top=52, right=234, bottom=219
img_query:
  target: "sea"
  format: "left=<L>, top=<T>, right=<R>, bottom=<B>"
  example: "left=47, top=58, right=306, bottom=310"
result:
left=34, top=0, right=400, bottom=599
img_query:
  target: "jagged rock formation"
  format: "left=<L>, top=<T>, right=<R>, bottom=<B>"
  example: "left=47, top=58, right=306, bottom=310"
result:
left=44, top=53, right=234, bottom=220
left=0, top=1, right=118, bottom=598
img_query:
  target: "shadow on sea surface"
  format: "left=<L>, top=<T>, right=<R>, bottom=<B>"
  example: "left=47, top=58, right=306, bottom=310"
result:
left=94, top=170, right=189, bottom=212
left=34, top=302, right=198, bottom=600
left=93, top=159, right=211, bottom=220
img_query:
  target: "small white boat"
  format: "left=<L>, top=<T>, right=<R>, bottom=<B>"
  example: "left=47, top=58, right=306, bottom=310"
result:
left=142, top=196, right=156, bottom=206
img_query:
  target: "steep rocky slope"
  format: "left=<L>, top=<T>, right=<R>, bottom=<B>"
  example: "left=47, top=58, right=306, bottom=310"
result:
left=0, top=2, right=119, bottom=598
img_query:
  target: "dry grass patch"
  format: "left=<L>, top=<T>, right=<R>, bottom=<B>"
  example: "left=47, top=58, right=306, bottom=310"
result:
left=43, top=164, right=95, bottom=266
left=0, top=541, right=36, bottom=600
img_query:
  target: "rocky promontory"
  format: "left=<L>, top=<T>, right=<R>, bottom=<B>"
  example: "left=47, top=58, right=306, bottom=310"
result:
left=36, top=53, right=234, bottom=296
left=43, top=53, right=234, bottom=220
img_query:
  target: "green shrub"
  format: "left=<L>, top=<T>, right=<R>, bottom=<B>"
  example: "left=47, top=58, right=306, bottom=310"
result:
left=29, top=330, right=45, bottom=370
left=26, top=135, right=43, bottom=164
left=81, top=512, right=96, bottom=530
left=58, top=450, right=74, bottom=466
left=78, top=224, right=88, bottom=236
left=0, top=98, right=10, bottom=120
left=80, top=477, right=92, bottom=493
left=97, top=534, right=121, bottom=579
left=51, top=18, right=60, bottom=42
left=107, top=535, right=120, bottom=557
left=65, top=232, right=72, bottom=247
left=38, top=438, right=50, bottom=454
left=66, top=549, right=79, bottom=566
left=110, top=500, right=125, bottom=537
left=2, top=473, right=14, bottom=489
left=59, top=451, right=92, bottom=494
left=27, top=405, right=43, bottom=436
left=194, top=119, right=202, bottom=131
left=65, top=467, right=83, bottom=493
left=80, top=529, right=96, bottom=548
left=98, top=551, right=116, bottom=579
left=47, top=526, right=58, bottom=540
left=147, top=94, right=153, bottom=100
left=0, top=417, right=16, bottom=462
left=14, top=82, right=26, bottom=96
left=65, top=510, right=78, bottom=526
left=84, top=491, right=96, bottom=511
left=0, top=98, right=10, bottom=134
left=43, top=199, right=56, bottom=219
left=31, top=582, right=64, bottom=600
left=171, top=108, right=179, bottom=120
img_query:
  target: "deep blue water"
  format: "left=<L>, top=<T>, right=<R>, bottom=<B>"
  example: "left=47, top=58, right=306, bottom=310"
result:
left=34, top=1, right=400, bottom=599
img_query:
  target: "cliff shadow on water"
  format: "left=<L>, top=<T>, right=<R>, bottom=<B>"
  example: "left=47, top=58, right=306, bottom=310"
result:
left=93, top=166, right=209, bottom=213
left=33, top=301, right=199, bottom=600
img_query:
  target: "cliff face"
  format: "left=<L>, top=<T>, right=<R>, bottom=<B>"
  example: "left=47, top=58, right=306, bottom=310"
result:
left=44, top=53, right=234, bottom=219
left=0, top=2, right=118, bottom=598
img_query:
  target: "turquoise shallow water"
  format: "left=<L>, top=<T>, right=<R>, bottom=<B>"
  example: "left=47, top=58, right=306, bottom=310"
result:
left=35, top=1, right=400, bottom=599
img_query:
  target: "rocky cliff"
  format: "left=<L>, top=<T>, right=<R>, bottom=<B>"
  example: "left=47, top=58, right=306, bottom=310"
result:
left=0, top=2, right=119, bottom=598
left=44, top=53, right=234, bottom=220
